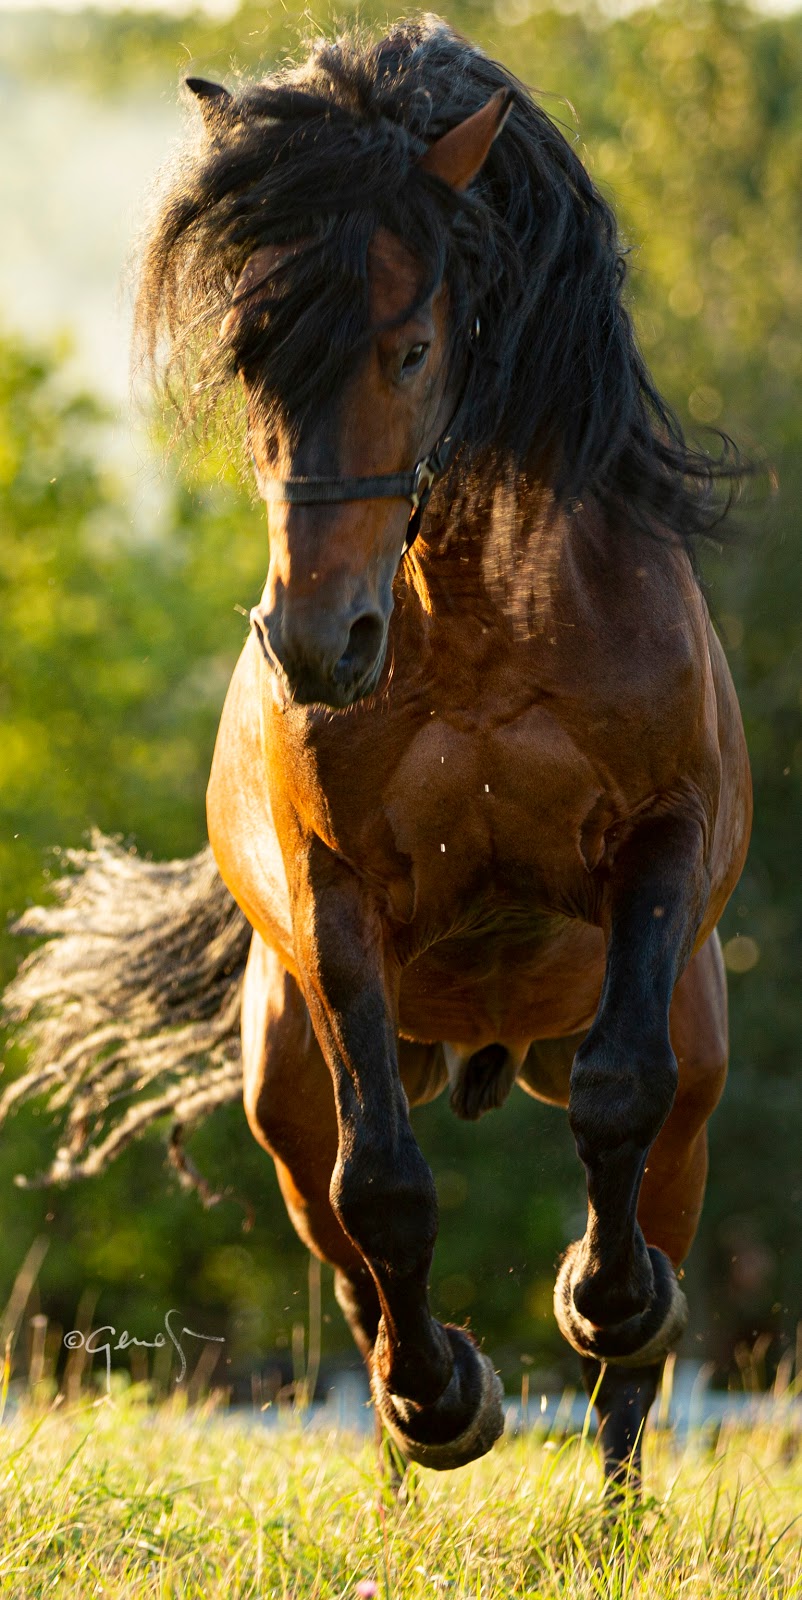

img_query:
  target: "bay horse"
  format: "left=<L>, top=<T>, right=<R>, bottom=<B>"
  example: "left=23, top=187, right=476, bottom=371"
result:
left=21, top=17, right=753, bottom=1487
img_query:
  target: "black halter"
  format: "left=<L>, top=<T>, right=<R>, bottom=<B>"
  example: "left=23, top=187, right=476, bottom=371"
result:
left=253, top=417, right=459, bottom=556
left=252, top=325, right=479, bottom=557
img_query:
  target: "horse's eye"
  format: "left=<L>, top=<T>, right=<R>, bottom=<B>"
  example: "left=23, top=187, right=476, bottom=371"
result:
left=401, top=342, right=430, bottom=375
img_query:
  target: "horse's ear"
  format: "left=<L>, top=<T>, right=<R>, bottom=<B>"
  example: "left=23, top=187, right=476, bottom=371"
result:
left=418, top=88, right=514, bottom=191
left=185, top=76, right=233, bottom=129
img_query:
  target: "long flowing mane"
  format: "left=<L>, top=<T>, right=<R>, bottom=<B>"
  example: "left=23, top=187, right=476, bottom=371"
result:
left=135, top=15, right=739, bottom=545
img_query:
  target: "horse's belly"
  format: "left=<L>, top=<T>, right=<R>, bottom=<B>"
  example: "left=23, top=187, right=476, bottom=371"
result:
left=397, top=917, right=605, bottom=1047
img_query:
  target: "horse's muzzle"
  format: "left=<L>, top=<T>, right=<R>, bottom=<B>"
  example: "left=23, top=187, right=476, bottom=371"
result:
left=250, top=604, right=387, bottom=709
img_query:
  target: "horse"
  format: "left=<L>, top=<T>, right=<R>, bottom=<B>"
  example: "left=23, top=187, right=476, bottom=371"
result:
left=7, top=17, right=752, bottom=1489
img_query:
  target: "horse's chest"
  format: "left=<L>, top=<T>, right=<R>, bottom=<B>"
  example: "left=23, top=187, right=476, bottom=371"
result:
left=333, top=707, right=614, bottom=928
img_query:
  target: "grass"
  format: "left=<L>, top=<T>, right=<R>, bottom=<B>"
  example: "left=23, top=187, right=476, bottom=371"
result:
left=0, top=1388, right=799, bottom=1597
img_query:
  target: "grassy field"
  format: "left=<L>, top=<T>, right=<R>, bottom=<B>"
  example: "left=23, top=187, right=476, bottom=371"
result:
left=0, top=1389, right=799, bottom=1598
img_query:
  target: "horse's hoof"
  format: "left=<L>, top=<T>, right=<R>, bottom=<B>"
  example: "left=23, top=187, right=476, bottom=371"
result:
left=554, top=1241, right=687, bottom=1366
left=371, top=1325, right=504, bottom=1471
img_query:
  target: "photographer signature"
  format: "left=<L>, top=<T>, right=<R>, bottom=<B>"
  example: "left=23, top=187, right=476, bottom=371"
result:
left=63, top=1310, right=224, bottom=1392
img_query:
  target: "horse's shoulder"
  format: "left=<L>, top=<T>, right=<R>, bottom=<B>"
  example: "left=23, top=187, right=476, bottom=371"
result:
left=562, top=527, right=711, bottom=704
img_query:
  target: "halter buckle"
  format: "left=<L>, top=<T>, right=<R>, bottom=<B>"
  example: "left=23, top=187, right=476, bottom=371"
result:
left=410, top=457, right=438, bottom=511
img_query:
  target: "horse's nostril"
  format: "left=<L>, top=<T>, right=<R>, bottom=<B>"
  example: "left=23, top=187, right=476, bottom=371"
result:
left=337, top=613, right=385, bottom=680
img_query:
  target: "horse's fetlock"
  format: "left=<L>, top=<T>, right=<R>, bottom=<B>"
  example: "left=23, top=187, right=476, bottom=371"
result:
left=375, top=1314, right=453, bottom=1406
left=572, top=1245, right=654, bottom=1328
left=372, top=1326, right=505, bottom=1469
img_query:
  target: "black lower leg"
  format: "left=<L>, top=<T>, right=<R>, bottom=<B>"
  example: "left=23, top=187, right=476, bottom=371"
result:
left=580, top=1356, right=663, bottom=1493
left=555, top=815, right=706, bottom=1479
left=567, top=817, right=706, bottom=1332
left=333, top=1122, right=503, bottom=1466
left=294, top=849, right=504, bottom=1470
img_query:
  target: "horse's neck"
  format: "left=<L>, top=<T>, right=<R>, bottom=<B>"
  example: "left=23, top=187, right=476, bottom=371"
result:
left=408, top=479, right=582, bottom=639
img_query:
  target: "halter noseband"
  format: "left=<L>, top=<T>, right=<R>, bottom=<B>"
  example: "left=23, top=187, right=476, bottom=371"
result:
left=253, top=420, right=458, bottom=557
left=252, top=325, right=479, bottom=557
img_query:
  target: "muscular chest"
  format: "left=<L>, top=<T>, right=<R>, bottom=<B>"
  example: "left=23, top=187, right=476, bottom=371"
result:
left=275, top=679, right=623, bottom=939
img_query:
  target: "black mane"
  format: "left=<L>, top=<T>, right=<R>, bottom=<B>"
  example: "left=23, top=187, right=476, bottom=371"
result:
left=135, top=15, right=740, bottom=544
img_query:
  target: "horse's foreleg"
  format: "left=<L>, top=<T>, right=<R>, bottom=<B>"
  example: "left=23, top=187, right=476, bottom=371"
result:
left=289, top=841, right=503, bottom=1471
left=554, top=812, right=712, bottom=1481
left=243, top=933, right=445, bottom=1488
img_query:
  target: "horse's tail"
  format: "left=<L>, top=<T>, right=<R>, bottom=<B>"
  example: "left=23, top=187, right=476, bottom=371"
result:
left=1, top=832, right=251, bottom=1189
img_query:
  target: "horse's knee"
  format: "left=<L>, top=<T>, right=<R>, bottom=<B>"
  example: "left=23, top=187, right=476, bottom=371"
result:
left=569, top=1025, right=678, bottom=1164
left=331, top=1130, right=438, bottom=1280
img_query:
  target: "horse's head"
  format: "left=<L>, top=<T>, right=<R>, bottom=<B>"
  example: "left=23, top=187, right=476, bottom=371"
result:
left=139, top=21, right=727, bottom=716
left=210, top=90, right=510, bottom=709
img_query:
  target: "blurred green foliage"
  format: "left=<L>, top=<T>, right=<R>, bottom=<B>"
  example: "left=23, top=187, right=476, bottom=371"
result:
left=1, top=0, right=801, bottom=1392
